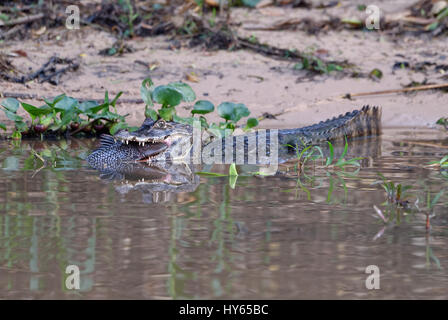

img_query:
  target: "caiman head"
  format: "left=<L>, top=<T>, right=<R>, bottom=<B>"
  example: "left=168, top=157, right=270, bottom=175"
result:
left=114, top=118, right=193, bottom=163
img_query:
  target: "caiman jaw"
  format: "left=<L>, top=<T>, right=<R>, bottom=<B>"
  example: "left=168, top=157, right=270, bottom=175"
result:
left=116, top=136, right=169, bottom=162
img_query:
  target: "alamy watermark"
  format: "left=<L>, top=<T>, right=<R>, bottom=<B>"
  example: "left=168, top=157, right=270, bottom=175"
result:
left=65, top=5, right=80, bottom=30
left=65, top=264, right=80, bottom=290
left=365, top=5, right=381, bottom=30
left=365, top=265, right=380, bottom=290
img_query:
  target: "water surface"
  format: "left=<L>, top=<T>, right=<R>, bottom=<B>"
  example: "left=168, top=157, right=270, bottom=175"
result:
left=0, top=128, right=447, bottom=299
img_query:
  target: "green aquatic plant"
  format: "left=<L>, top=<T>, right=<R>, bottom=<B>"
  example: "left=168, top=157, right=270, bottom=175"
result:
left=287, top=138, right=363, bottom=175
left=428, top=154, right=448, bottom=169
left=139, top=77, right=258, bottom=138
left=374, top=173, right=412, bottom=207
left=118, top=0, right=139, bottom=38
left=0, top=91, right=134, bottom=140
left=436, top=117, right=448, bottom=130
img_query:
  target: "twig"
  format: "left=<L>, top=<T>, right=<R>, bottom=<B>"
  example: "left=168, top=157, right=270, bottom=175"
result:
left=0, top=13, right=45, bottom=27
left=343, top=83, right=448, bottom=99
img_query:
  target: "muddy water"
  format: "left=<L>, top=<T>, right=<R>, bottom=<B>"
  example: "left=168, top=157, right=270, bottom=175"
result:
left=0, top=128, right=447, bottom=299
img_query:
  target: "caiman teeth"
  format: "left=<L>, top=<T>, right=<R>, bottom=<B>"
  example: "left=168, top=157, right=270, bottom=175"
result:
left=119, top=137, right=164, bottom=144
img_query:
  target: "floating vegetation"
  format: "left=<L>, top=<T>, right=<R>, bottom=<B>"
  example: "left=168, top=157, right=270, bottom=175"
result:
left=0, top=91, right=133, bottom=140
left=139, top=77, right=258, bottom=138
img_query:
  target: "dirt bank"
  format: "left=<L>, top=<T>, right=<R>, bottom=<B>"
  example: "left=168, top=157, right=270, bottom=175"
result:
left=1, top=2, right=447, bottom=130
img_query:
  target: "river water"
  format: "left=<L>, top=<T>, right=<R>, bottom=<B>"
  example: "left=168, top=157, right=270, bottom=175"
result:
left=0, top=128, right=447, bottom=299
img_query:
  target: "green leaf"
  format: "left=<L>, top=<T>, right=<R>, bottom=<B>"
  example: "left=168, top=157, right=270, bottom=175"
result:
left=192, top=100, right=214, bottom=115
left=436, top=7, right=448, bottom=20
left=369, top=68, right=383, bottom=79
left=426, top=21, right=439, bottom=31
left=21, top=102, right=52, bottom=119
left=217, top=102, right=235, bottom=121
left=229, top=163, right=238, bottom=176
left=218, top=102, right=250, bottom=123
left=54, top=96, right=78, bottom=112
left=110, top=91, right=123, bottom=107
left=439, top=155, right=448, bottom=165
left=44, top=94, right=66, bottom=108
left=242, top=0, right=262, bottom=7
left=196, top=171, right=227, bottom=177
left=1, top=98, right=20, bottom=112
left=173, top=114, right=195, bottom=126
left=326, top=141, right=334, bottom=166
left=145, top=106, right=158, bottom=121
left=158, top=106, right=175, bottom=121
left=11, top=130, right=22, bottom=140
left=430, top=190, right=445, bottom=209
left=14, top=121, right=28, bottom=133
left=337, top=137, right=349, bottom=163
left=141, top=77, right=154, bottom=107
left=3, top=109, right=23, bottom=122
left=167, top=82, right=196, bottom=102
left=40, top=116, right=53, bottom=127
left=229, top=174, right=238, bottom=189
left=0, top=123, right=6, bottom=131
left=77, top=100, right=99, bottom=113
left=244, top=117, right=259, bottom=131
left=233, top=103, right=250, bottom=123
left=152, top=86, right=183, bottom=107
left=109, top=122, right=128, bottom=135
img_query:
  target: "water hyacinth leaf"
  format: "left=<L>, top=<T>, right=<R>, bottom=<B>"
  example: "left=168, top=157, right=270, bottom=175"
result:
left=199, top=116, right=209, bottom=129
left=15, top=120, right=28, bottom=132
left=88, top=102, right=110, bottom=114
left=233, top=104, right=250, bottom=123
left=54, top=96, right=78, bottom=112
left=1, top=98, right=20, bottom=112
left=44, top=93, right=66, bottom=108
left=217, top=102, right=250, bottom=123
left=145, top=106, right=158, bottom=121
left=141, top=78, right=154, bottom=107
left=173, top=114, right=195, bottom=126
left=3, top=109, right=23, bottom=122
left=244, top=117, right=259, bottom=131
left=152, top=86, right=183, bottom=107
left=78, top=100, right=99, bottom=113
left=21, top=103, right=52, bottom=119
left=192, top=100, right=214, bottom=115
left=109, top=122, right=129, bottom=135
left=167, top=82, right=196, bottom=102
left=159, top=106, right=175, bottom=121
left=217, top=102, right=237, bottom=122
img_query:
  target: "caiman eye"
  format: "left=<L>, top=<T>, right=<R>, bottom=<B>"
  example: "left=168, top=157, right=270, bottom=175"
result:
left=156, top=120, right=166, bottom=128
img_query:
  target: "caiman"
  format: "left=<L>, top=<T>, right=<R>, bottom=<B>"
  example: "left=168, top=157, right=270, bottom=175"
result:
left=87, top=105, right=381, bottom=170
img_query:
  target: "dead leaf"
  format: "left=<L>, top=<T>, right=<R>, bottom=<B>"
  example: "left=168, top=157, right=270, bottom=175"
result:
left=12, top=50, right=28, bottom=57
left=33, top=26, right=46, bottom=36
left=186, top=72, right=199, bottom=83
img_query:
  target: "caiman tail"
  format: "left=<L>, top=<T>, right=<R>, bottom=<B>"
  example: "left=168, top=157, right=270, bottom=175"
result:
left=278, top=105, right=382, bottom=148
